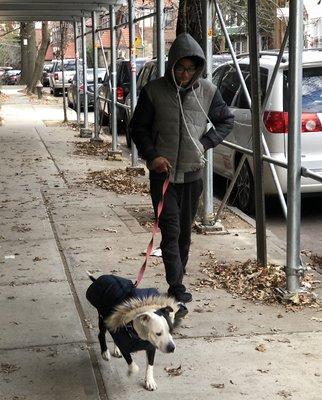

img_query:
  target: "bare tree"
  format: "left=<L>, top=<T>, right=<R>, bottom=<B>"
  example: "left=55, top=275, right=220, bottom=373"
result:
left=20, top=22, right=36, bottom=86
left=51, top=21, right=74, bottom=122
left=27, top=22, right=50, bottom=94
left=176, top=0, right=283, bottom=52
left=0, top=23, right=20, bottom=67
left=176, top=0, right=202, bottom=46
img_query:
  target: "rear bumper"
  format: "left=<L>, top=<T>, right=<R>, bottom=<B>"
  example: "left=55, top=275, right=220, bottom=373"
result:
left=51, top=82, right=71, bottom=90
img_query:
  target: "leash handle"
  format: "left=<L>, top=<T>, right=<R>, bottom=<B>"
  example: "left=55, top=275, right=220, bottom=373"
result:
left=134, top=177, right=170, bottom=287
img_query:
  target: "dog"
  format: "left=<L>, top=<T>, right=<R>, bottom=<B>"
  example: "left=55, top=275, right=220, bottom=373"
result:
left=86, top=273, right=187, bottom=391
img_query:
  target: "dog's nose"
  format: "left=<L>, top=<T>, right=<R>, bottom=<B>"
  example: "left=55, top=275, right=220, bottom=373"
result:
left=167, top=342, right=175, bottom=353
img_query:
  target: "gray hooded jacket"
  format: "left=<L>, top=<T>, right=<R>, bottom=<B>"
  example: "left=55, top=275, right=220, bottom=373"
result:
left=131, top=33, right=234, bottom=184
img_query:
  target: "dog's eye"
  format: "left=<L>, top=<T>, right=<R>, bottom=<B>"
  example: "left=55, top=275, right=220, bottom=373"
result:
left=156, top=332, right=162, bottom=337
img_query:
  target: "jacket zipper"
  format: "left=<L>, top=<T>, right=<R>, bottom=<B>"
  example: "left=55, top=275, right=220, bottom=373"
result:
left=174, top=92, right=184, bottom=182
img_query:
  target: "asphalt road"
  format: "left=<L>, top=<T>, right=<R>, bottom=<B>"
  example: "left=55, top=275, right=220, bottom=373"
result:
left=213, top=174, right=322, bottom=259
left=265, top=194, right=322, bottom=257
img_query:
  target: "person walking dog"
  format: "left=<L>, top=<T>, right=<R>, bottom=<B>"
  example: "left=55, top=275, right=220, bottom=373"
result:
left=130, top=33, right=234, bottom=303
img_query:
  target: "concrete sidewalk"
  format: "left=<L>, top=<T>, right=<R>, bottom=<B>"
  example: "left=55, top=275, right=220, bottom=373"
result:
left=0, top=87, right=321, bottom=400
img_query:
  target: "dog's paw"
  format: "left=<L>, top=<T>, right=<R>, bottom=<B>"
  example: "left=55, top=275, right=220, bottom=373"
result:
left=112, top=345, right=122, bottom=358
left=127, top=362, right=139, bottom=376
left=101, top=350, right=111, bottom=361
left=145, top=378, right=157, bottom=391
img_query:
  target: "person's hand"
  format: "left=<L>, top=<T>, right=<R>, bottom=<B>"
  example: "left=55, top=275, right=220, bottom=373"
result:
left=151, top=156, right=172, bottom=173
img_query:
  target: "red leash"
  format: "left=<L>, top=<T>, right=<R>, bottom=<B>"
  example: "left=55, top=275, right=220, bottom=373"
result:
left=134, top=177, right=170, bottom=287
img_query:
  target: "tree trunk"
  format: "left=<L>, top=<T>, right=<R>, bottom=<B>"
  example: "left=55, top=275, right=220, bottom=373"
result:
left=20, top=22, right=36, bottom=86
left=27, top=22, right=50, bottom=94
left=176, top=0, right=203, bottom=46
left=60, top=22, right=68, bottom=123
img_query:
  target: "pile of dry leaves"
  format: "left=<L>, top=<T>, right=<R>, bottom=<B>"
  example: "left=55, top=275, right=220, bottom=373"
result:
left=196, top=251, right=320, bottom=308
left=301, top=250, right=322, bottom=271
left=27, top=92, right=60, bottom=105
left=0, top=91, right=8, bottom=102
left=74, top=140, right=111, bottom=156
left=87, top=168, right=149, bottom=195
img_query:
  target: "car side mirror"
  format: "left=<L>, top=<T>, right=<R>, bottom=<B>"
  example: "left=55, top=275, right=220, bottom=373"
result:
left=68, top=78, right=72, bottom=83
left=98, top=77, right=102, bottom=83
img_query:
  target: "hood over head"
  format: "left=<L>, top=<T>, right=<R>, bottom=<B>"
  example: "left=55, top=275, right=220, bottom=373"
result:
left=166, top=32, right=206, bottom=89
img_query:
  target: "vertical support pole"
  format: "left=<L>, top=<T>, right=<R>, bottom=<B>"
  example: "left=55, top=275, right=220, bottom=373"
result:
left=128, top=0, right=139, bottom=167
left=80, top=16, right=91, bottom=137
left=109, top=5, right=118, bottom=153
left=286, top=0, right=303, bottom=292
left=215, top=1, right=287, bottom=233
left=201, top=0, right=214, bottom=226
left=74, top=21, right=81, bottom=125
left=156, top=0, right=165, bottom=78
left=248, top=0, right=267, bottom=266
left=91, top=10, right=100, bottom=141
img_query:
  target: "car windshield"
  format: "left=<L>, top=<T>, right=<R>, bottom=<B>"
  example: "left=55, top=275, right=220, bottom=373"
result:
left=56, top=62, right=75, bottom=71
left=284, top=67, right=322, bottom=113
left=78, top=68, right=106, bottom=83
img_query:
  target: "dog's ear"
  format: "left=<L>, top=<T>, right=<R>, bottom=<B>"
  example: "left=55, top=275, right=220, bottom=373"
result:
left=159, top=306, right=173, bottom=315
left=138, top=313, right=151, bottom=325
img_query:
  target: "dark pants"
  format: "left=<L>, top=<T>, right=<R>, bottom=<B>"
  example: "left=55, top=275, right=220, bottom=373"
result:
left=150, top=178, right=203, bottom=294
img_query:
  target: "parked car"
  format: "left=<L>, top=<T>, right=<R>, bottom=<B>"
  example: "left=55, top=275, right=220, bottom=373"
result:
left=212, top=50, right=322, bottom=214
left=212, top=53, right=233, bottom=70
left=42, top=62, right=53, bottom=87
left=98, top=58, right=148, bottom=132
left=49, top=59, right=76, bottom=96
left=67, top=68, right=106, bottom=110
left=2, top=69, right=21, bottom=85
left=0, top=66, right=12, bottom=80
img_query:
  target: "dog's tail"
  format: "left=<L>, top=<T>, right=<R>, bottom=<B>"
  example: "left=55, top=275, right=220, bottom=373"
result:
left=86, top=270, right=96, bottom=282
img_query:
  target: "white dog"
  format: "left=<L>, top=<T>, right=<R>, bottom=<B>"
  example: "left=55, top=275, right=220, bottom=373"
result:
left=86, top=274, right=187, bottom=390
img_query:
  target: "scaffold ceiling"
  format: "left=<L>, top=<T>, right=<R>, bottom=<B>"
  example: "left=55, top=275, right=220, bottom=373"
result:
left=0, top=0, right=125, bottom=21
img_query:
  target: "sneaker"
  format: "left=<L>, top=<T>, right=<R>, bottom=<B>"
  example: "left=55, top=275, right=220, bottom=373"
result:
left=168, top=289, right=192, bottom=303
left=175, top=303, right=189, bottom=319
left=175, top=291, right=192, bottom=303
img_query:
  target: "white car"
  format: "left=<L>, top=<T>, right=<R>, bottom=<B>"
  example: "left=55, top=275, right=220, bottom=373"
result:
left=212, top=50, right=322, bottom=213
left=49, top=59, right=77, bottom=96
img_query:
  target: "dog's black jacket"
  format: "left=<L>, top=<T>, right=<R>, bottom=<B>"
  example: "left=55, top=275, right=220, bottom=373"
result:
left=86, top=274, right=159, bottom=319
left=86, top=274, right=159, bottom=359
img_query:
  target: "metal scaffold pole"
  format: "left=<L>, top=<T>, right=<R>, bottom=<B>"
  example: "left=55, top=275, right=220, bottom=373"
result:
left=248, top=0, right=267, bottom=266
left=106, top=5, right=122, bottom=159
left=74, top=21, right=81, bottom=125
left=91, top=10, right=101, bottom=142
left=109, top=5, right=118, bottom=153
left=80, top=16, right=91, bottom=138
left=286, top=0, right=303, bottom=292
left=128, top=0, right=139, bottom=168
left=156, top=0, right=165, bottom=78
left=201, top=0, right=215, bottom=227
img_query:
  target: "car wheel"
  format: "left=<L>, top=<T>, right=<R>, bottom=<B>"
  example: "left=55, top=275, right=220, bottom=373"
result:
left=125, top=119, right=131, bottom=148
left=233, top=159, right=255, bottom=215
left=53, top=88, right=60, bottom=97
left=99, top=110, right=109, bottom=126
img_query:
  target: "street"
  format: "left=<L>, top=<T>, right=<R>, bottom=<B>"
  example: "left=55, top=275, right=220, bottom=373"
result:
left=214, top=174, right=322, bottom=265
left=266, top=195, right=322, bottom=258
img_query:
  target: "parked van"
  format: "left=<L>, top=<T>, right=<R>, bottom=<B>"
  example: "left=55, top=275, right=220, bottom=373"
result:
left=212, top=50, right=322, bottom=213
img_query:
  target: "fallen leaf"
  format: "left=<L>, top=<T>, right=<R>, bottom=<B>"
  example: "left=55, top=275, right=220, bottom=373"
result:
left=164, top=365, right=182, bottom=377
left=211, top=383, right=225, bottom=389
left=255, top=344, right=267, bottom=352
